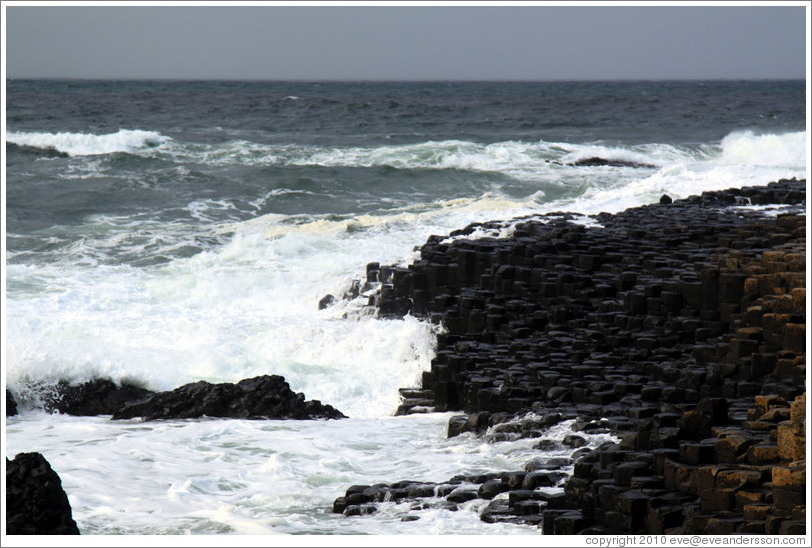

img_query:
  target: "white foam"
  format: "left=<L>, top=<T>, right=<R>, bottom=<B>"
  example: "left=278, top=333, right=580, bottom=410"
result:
left=154, top=131, right=806, bottom=196
left=3, top=184, right=549, bottom=420
left=559, top=142, right=696, bottom=167
left=730, top=203, right=805, bottom=217
left=718, top=130, right=807, bottom=167
left=7, top=126, right=805, bottom=413
left=6, top=129, right=169, bottom=156
left=11, top=130, right=802, bottom=196
left=541, top=132, right=807, bottom=217
left=5, top=126, right=804, bottom=538
left=5, top=212, right=446, bottom=418
left=4, top=412, right=618, bottom=536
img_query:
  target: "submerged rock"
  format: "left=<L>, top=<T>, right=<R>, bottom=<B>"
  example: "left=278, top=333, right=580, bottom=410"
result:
left=567, top=157, right=657, bottom=169
left=6, top=452, right=80, bottom=535
left=5, top=142, right=69, bottom=161
left=112, top=374, right=346, bottom=421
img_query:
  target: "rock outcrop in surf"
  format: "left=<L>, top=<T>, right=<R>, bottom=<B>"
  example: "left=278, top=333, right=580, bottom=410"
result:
left=6, top=452, right=81, bottom=535
left=112, top=375, right=346, bottom=421
left=9, top=375, right=346, bottom=421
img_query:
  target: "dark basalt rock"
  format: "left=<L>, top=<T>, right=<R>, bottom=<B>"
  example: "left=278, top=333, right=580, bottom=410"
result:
left=446, top=487, right=479, bottom=503
left=318, top=294, right=336, bottom=310
left=480, top=499, right=517, bottom=523
left=7, top=389, right=18, bottom=416
left=477, top=479, right=510, bottom=500
left=567, top=157, right=657, bottom=169
left=44, top=378, right=155, bottom=416
left=6, top=142, right=69, bottom=161
left=111, top=374, right=346, bottom=421
left=330, top=178, right=807, bottom=534
left=6, top=452, right=80, bottom=535
left=562, top=434, right=588, bottom=448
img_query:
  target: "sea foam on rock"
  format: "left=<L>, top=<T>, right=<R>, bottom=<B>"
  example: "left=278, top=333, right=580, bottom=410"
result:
left=332, top=178, right=807, bottom=534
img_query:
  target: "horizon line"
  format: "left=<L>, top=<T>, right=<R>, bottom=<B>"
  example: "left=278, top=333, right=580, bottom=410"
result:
left=7, top=76, right=807, bottom=83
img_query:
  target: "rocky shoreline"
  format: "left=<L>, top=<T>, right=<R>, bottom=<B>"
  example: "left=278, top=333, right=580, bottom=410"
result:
left=5, top=179, right=806, bottom=535
left=329, top=178, right=807, bottom=534
left=6, top=375, right=345, bottom=534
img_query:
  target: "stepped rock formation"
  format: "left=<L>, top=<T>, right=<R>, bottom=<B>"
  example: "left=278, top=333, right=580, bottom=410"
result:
left=331, top=178, right=807, bottom=534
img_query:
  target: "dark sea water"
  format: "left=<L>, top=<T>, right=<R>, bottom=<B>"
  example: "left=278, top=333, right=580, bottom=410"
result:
left=4, top=79, right=807, bottom=536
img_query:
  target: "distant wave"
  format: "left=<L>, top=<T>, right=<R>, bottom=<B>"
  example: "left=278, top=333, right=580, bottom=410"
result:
left=161, top=130, right=805, bottom=180
left=7, top=128, right=805, bottom=176
left=6, top=129, right=169, bottom=156
left=156, top=138, right=693, bottom=182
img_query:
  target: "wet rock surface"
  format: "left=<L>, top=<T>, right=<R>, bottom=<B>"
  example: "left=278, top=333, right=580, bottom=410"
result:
left=9, top=375, right=345, bottom=421
left=112, top=375, right=346, bottom=421
left=43, top=378, right=154, bottom=416
left=567, top=157, right=657, bottom=169
left=6, top=452, right=81, bottom=535
left=7, top=389, right=18, bottom=416
left=332, top=179, right=807, bottom=534
left=332, top=467, right=573, bottom=525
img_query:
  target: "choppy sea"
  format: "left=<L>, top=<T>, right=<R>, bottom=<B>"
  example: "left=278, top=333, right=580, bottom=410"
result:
left=3, top=79, right=807, bottom=538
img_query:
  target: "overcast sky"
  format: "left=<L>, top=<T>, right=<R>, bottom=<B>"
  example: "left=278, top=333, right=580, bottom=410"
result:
left=3, top=3, right=808, bottom=80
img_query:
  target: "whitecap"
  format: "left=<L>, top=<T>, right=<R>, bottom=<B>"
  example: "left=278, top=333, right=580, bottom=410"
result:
left=6, top=129, right=170, bottom=156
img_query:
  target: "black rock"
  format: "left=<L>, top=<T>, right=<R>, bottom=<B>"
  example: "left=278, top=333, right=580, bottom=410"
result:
left=447, top=415, right=468, bottom=438
left=524, top=457, right=549, bottom=472
left=678, top=398, right=729, bottom=440
left=112, top=375, right=346, bottom=421
left=563, top=434, right=588, bottom=448
left=522, top=471, right=566, bottom=490
left=318, top=294, right=336, bottom=310
left=331, top=177, right=808, bottom=533
left=45, top=378, right=154, bottom=416
left=478, top=479, right=510, bottom=500
left=346, top=492, right=373, bottom=505
left=446, top=487, right=479, bottom=503
left=534, top=439, right=563, bottom=451
left=7, top=389, right=17, bottom=416
left=568, top=157, right=657, bottom=169
left=6, top=452, right=80, bottom=535
left=406, top=483, right=436, bottom=498
left=343, top=504, right=377, bottom=516
left=332, top=496, right=348, bottom=514
left=503, top=471, right=528, bottom=489
left=479, top=499, right=517, bottom=523
left=6, top=142, right=69, bottom=160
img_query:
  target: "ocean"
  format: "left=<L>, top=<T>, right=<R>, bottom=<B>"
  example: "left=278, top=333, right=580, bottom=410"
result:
left=3, top=79, right=807, bottom=537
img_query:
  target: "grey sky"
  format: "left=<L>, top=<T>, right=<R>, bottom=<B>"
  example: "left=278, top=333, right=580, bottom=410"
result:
left=3, top=4, right=808, bottom=80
